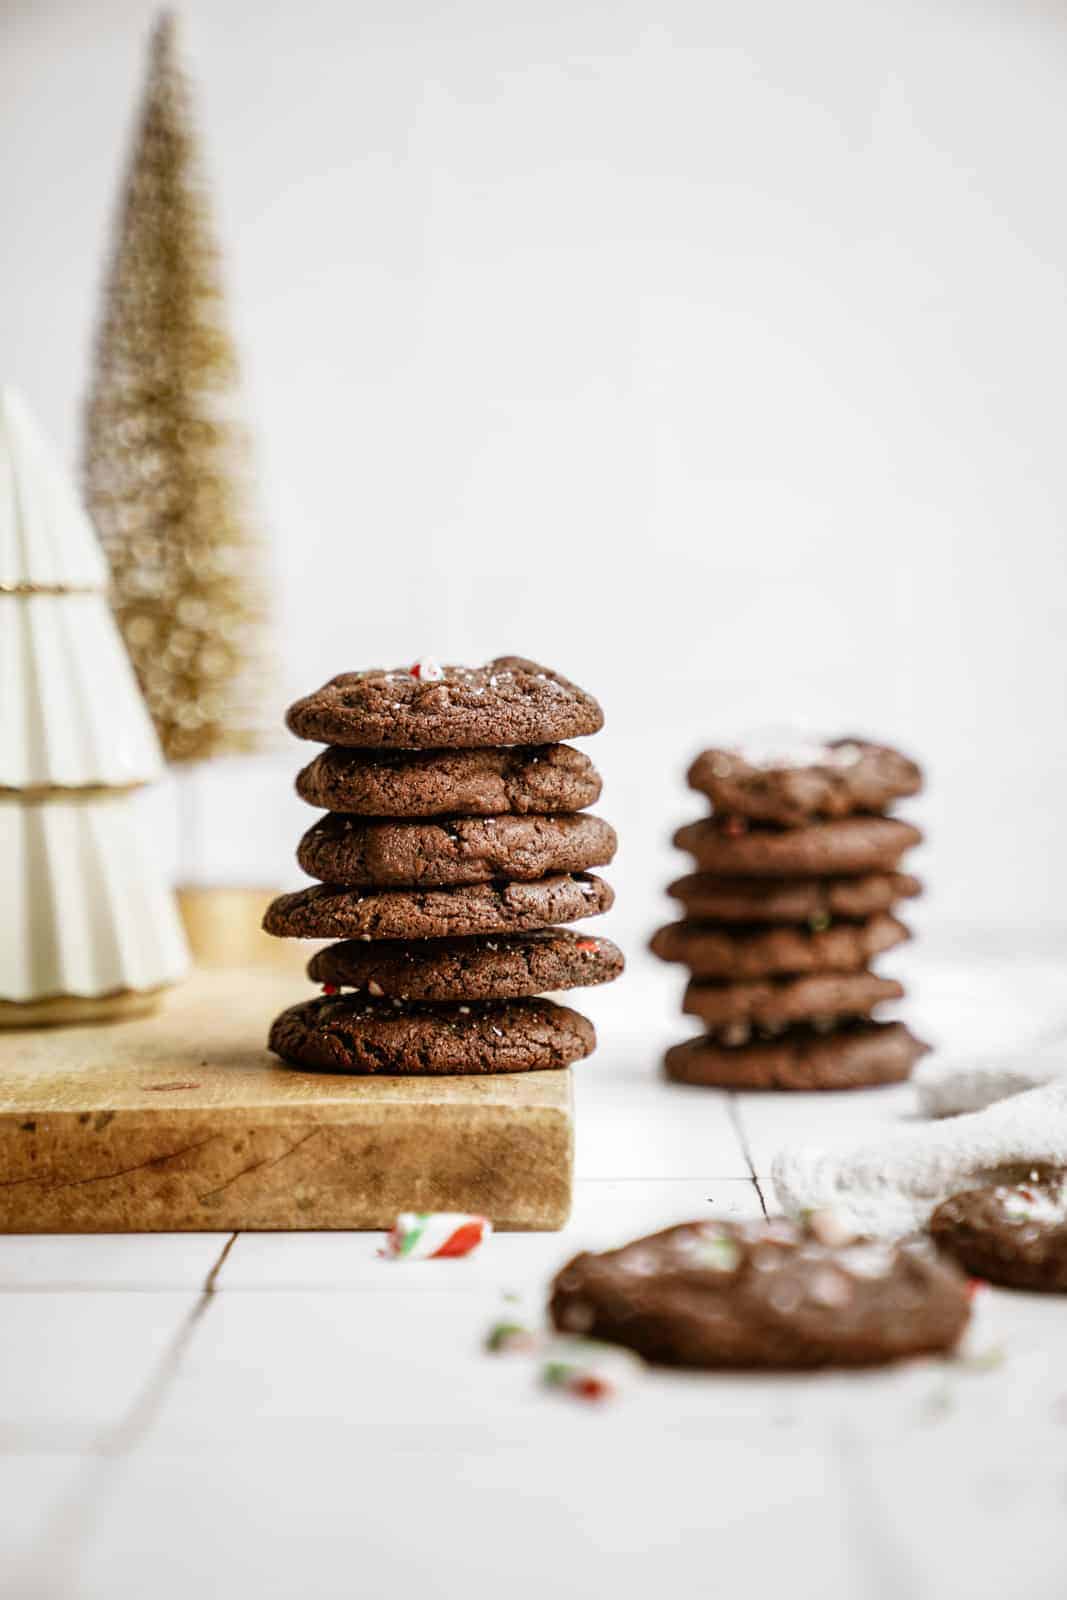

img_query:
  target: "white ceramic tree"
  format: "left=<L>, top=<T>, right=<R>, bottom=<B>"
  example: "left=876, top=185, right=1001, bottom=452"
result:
left=0, top=387, right=188, bottom=1025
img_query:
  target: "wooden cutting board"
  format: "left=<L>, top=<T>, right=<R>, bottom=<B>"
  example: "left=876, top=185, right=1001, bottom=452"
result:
left=0, top=970, right=573, bottom=1232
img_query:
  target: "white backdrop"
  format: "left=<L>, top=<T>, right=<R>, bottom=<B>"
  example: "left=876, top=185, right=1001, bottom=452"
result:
left=4, top=0, right=1067, bottom=949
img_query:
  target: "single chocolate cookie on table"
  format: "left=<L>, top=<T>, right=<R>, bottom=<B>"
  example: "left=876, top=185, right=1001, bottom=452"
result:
left=287, top=657, right=603, bottom=749
left=664, top=1019, right=927, bottom=1090
left=309, top=928, right=623, bottom=1002
left=674, top=815, right=922, bottom=878
left=296, top=743, right=601, bottom=817
left=687, top=737, right=922, bottom=827
left=650, top=911, right=909, bottom=979
left=682, top=970, right=903, bottom=1028
left=667, top=870, right=922, bottom=926
left=263, top=872, right=614, bottom=943
left=549, top=1217, right=969, bottom=1368
left=269, top=994, right=595, bottom=1075
left=930, top=1178, right=1067, bottom=1292
left=296, top=811, right=617, bottom=889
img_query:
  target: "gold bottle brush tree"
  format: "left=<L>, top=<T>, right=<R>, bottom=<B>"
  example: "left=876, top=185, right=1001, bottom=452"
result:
left=84, top=13, right=279, bottom=965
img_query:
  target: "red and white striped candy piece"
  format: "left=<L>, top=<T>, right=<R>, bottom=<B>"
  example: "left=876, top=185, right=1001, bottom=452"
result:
left=383, top=1212, right=492, bottom=1260
left=540, top=1337, right=643, bottom=1403
left=409, top=657, right=444, bottom=682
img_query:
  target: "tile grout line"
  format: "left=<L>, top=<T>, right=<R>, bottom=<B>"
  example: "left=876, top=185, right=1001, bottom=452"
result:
left=100, top=1231, right=239, bottom=1455
left=830, top=1420, right=923, bottom=1600
left=726, top=1094, right=768, bottom=1216
left=203, top=1230, right=239, bottom=1294
left=10, top=1233, right=239, bottom=1599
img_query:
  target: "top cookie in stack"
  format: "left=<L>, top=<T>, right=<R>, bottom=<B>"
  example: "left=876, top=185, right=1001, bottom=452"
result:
left=652, top=736, right=926, bottom=1091
left=263, top=656, right=623, bottom=1075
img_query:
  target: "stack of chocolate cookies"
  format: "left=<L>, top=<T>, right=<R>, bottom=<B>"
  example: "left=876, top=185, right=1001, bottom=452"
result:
left=263, top=657, right=623, bottom=1075
left=652, top=737, right=926, bottom=1090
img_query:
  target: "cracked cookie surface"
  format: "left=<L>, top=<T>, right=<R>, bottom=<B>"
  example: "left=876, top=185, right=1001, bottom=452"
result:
left=667, top=871, right=921, bottom=925
left=263, top=872, right=614, bottom=942
left=296, top=742, right=601, bottom=817
left=286, top=657, right=603, bottom=749
left=682, top=970, right=903, bottom=1027
left=650, top=912, right=908, bottom=979
left=930, top=1180, right=1067, bottom=1292
left=687, top=738, right=921, bottom=826
left=308, top=928, right=624, bottom=1001
left=549, top=1216, right=968, bottom=1367
left=664, top=1019, right=927, bottom=1090
left=269, top=994, right=595, bottom=1075
left=296, top=812, right=617, bottom=888
left=674, top=816, right=922, bottom=878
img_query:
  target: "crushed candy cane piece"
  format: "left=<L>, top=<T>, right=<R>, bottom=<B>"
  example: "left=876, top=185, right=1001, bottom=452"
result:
left=485, top=1321, right=541, bottom=1354
left=382, top=1212, right=491, bottom=1260
left=539, top=1337, right=642, bottom=1402
left=321, top=983, right=339, bottom=996
left=410, top=656, right=444, bottom=682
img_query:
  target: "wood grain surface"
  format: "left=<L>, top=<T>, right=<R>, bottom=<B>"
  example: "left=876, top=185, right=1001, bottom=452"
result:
left=0, top=969, right=574, bottom=1231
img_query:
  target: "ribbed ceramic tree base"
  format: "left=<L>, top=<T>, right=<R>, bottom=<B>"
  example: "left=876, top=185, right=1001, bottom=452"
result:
left=0, top=986, right=167, bottom=1029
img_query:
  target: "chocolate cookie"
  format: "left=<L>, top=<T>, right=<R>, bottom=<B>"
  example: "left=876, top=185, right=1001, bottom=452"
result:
left=664, top=1020, right=927, bottom=1090
left=687, top=737, right=922, bottom=827
left=930, top=1179, right=1067, bottom=1292
left=296, top=812, right=617, bottom=889
left=673, top=816, right=922, bottom=878
left=263, top=872, right=613, bottom=942
left=269, top=994, right=595, bottom=1075
left=682, top=971, right=903, bottom=1028
left=549, top=1218, right=969, bottom=1368
left=667, top=871, right=922, bottom=925
left=308, top=928, right=625, bottom=1002
left=650, top=912, right=909, bottom=979
left=296, top=743, right=601, bottom=817
left=286, top=657, right=603, bottom=749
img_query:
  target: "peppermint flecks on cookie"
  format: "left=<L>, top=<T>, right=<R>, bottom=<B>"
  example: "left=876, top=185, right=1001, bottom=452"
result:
left=728, top=733, right=865, bottom=771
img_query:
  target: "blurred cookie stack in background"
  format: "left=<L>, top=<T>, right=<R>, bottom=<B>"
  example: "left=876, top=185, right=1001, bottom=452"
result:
left=263, top=657, right=622, bottom=1075
left=652, top=737, right=925, bottom=1090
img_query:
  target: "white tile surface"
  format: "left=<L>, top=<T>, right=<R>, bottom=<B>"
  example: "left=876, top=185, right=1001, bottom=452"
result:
left=857, top=1430, right=1067, bottom=1600
left=0, top=1233, right=229, bottom=1292
left=737, top=1080, right=918, bottom=1180
left=898, top=943, right=1067, bottom=1054
left=221, top=1177, right=762, bottom=1292
left=75, top=1439, right=861, bottom=1600
left=147, top=1180, right=764, bottom=1448
left=0, top=1455, right=89, bottom=1571
left=575, top=977, right=750, bottom=1177
left=579, top=1066, right=750, bottom=1177
left=0, top=1291, right=199, bottom=1443
left=2, top=944, right=1067, bottom=1600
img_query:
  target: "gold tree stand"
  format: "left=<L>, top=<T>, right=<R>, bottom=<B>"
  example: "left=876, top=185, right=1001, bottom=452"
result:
left=0, top=970, right=573, bottom=1233
left=176, top=887, right=307, bottom=971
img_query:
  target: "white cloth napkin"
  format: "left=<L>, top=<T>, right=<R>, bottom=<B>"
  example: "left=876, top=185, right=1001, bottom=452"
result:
left=772, top=1083, right=1067, bottom=1239
left=914, top=1044, right=1067, bottom=1117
